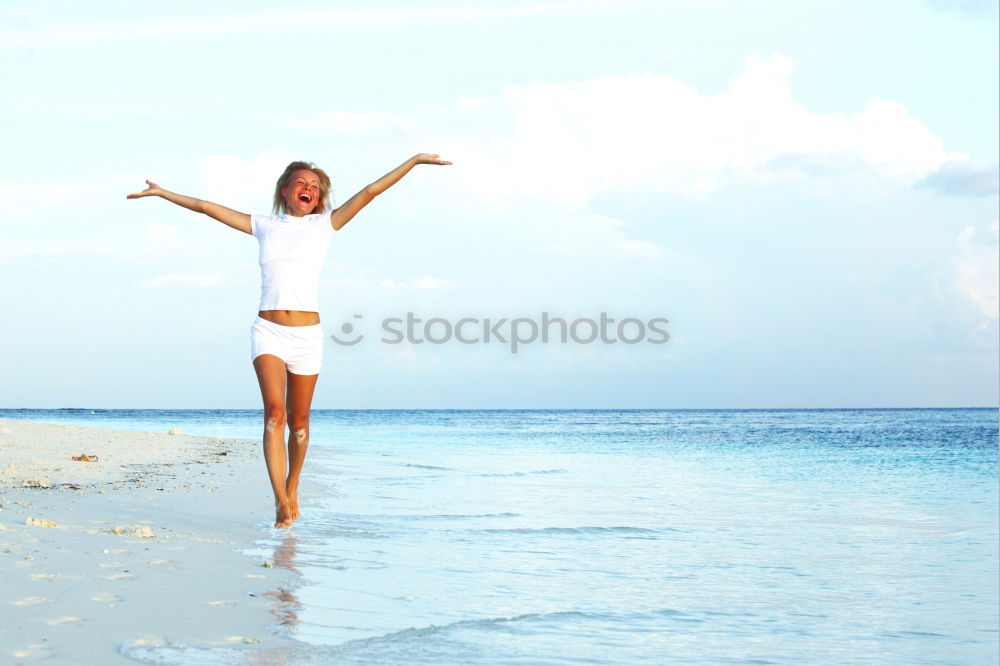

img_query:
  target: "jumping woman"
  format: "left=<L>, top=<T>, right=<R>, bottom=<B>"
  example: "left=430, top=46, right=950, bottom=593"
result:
left=127, top=153, right=451, bottom=527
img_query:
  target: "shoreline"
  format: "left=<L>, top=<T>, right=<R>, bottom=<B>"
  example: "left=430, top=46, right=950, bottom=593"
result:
left=0, top=418, right=305, bottom=663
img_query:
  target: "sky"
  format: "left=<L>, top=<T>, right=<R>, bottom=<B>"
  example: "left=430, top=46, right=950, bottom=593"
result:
left=0, top=0, right=997, bottom=409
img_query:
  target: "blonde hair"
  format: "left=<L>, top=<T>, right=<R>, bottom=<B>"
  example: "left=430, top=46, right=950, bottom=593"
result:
left=272, top=161, right=332, bottom=215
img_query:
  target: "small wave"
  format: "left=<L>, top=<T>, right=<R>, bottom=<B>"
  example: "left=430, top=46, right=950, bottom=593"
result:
left=122, top=607, right=695, bottom=665
left=477, top=525, right=674, bottom=535
left=328, top=512, right=520, bottom=523
left=327, top=607, right=689, bottom=651
left=401, top=463, right=457, bottom=471
left=403, top=512, right=521, bottom=521
left=477, top=468, right=568, bottom=477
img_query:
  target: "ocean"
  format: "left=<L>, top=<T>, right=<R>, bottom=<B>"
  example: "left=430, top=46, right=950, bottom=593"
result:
left=3, top=408, right=997, bottom=665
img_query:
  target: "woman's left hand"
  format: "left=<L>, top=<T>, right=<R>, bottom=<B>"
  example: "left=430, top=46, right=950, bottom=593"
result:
left=413, top=153, right=452, bottom=165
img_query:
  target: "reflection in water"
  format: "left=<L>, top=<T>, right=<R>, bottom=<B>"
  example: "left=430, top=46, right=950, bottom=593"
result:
left=263, top=534, right=302, bottom=633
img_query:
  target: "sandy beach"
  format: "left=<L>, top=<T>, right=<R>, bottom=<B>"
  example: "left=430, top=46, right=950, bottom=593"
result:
left=0, top=418, right=303, bottom=664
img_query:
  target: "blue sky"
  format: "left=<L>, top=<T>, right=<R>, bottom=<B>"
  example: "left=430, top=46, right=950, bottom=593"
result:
left=1, top=0, right=997, bottom=408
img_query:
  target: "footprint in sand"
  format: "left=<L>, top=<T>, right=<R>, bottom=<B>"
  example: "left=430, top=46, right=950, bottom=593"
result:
left=47, top=616, right=84, bottom=626
left=210, top=636, right=260, bottom=646
left=11, top=596, right=50, bottom=606
left=90, top=592, right=121, bottom=603
left=103, top=572, right=134, bottom=580
left=11, top=645, right=51, bottom=659
left=109, top=525, right=156, bottom=538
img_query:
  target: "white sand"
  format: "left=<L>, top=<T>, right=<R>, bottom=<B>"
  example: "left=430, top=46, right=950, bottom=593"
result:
left=0, top=418, right=305, bottom=663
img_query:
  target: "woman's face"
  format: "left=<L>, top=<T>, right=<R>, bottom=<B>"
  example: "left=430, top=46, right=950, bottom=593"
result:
left=281, top=169, right=321, bottom=216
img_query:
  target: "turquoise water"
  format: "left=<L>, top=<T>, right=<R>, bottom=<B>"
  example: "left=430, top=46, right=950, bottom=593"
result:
left=4, top=408, right=997, bottom=665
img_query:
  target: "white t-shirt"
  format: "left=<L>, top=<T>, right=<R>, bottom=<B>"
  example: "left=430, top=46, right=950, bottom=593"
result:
left=250, top=210, right=336, bottom=312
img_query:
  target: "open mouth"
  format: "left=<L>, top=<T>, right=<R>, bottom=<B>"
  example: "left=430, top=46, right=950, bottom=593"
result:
left=298, top=193, right=313, bottom=203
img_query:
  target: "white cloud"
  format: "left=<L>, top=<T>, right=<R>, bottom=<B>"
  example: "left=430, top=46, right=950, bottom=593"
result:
left=322, top=276, right=379, bottom=294
left=198, top=153, right=295, bottom=213
left=850, top=98, right=954, bottom=180
left=955, top=220, right=999, bottom=320
left=0, top=2, right=660, bottom=48
left=140, top=218, right=188, bottom=249
left=411, top=275, right=459, bottom=289
left=0, top=181, right=98, bottom=218
left=135, top=272, right=241, bottom=289
left=318, top=274, right=460, bottom=303
left=224, top=54, right=962, bottom=267
left=536, top=239, right=662, bottom=258
left=244, top=109, right=414, bottom=139
left=380, top=275, right=459, bottom=291
left=0, top=229, right=123, bottom=265
left=432, top=54, right=960, bottom=209
left=528, top=211, right=664, bottom=258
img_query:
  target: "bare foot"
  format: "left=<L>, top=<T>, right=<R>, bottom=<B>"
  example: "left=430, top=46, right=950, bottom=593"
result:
left=274, top=502, right=294, bottom=528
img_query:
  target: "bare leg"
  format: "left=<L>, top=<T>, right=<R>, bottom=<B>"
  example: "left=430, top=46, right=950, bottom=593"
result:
left=286, top=369, right=319, bottom=523
left=253, top=354, right=294, bottom=528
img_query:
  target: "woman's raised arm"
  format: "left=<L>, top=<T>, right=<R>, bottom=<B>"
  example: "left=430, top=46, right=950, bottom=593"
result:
left=127, top=180, right=252, bottom=235
left=329, top=153, right=451, bottom=232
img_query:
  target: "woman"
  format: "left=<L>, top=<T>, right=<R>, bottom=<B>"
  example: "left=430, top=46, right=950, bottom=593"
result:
left=128, top=153, right=451, bottom=527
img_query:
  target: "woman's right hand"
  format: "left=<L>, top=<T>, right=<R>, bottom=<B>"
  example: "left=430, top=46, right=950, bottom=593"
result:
left=126, top=180, right=164, bottom=199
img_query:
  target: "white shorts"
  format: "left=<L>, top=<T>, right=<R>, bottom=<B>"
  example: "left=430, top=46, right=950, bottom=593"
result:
left=250, top=316, right=325, bottom=376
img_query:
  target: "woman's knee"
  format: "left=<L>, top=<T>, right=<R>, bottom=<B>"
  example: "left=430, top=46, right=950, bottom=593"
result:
left=288, top=414, right=310, bottom=439
left=264, top=406, right=287, bottom=432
